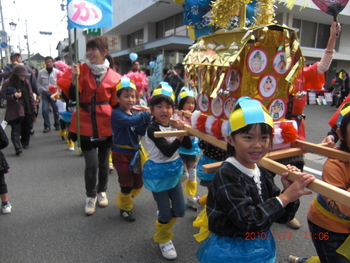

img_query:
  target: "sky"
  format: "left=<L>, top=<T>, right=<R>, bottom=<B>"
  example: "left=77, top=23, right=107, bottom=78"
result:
left=1, top=0, right=68, bottom=58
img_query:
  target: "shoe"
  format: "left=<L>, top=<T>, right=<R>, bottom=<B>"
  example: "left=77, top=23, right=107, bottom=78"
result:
left=286, top=218, right=301, bottom=229
left=288, top=255, right=309, bottom=263
left=97, top=192, right=108, bottom=207
left=120, top=209, right=135, bottom=222
left=30, top=129, right=35, bottom=135
left=85, top=197, right=97, bottom=216
left=55, top=127, right=60, bottom=131
left=15, top=149, right=22, bottom=156
left=43, top=127, right=51, bottom=133
left=186, top=196, right=201, bottom=210
left=1, top=202, right=12, bottom=214
left=109, top=164, right=114, bottom=172
left=67, top=140, right=74, bottom=151
left=59, top=129, right=67, bottom=140
left=159, top=240, right=177, bottom=260
left=22, top=145, right=29, bottom=149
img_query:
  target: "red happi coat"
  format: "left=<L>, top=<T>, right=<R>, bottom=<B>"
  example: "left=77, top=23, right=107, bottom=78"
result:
left=58, top=63, right=121, bottom=138
left=289, top=62, right=325, bottom=140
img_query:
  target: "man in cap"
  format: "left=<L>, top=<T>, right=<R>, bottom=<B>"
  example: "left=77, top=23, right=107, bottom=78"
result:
left=163, top=63, right=185, bottom=104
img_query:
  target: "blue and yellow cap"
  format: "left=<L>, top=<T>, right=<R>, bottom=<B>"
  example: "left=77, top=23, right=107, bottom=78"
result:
left=116, top=76, right=136, bottom=91
left=228, top=96, right=273, bottom=134
left=337, top=102, right=350, bottom=127
left=177, top=87, right=195, bottom=102
left=153, top=81, right=175, bottom=101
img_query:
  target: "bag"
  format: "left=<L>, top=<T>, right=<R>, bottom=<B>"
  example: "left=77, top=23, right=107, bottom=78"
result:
left=5, top=87, right=17, bottom=95
left=128, top=145, right=148, bottom=174
left=128, top=151, right=140, bottom=174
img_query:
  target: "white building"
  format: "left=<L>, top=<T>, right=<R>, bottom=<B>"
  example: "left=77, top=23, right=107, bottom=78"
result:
left=71, top=0, right=350, bottom=88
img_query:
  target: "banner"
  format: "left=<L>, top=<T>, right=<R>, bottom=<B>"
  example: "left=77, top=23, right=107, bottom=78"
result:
left=67, top=0, right=113, bottom=29
left=150, top=54, right=164, bottom=92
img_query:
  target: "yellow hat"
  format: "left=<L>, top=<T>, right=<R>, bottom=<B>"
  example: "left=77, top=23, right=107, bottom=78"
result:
left=228, top=97, right=273, bottom=134
left=337, top=102, right=350, bottom=127
left=178, top=87, right=195, bottom=102
left=116, top=76, right=136, bottom=91
left=153, top=82, right=175, bottom=101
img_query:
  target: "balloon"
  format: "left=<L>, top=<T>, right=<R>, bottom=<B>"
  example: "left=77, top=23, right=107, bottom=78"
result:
left=149, top=61, right=156, bottom=68
left=129, top=52, right=138, bottom=62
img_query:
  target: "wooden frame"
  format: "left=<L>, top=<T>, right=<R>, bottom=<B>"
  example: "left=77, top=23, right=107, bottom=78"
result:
left=154, top=124, right=350, bottom=208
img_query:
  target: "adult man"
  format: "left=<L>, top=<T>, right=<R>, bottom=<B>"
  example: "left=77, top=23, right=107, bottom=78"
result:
left=3, top=52, right=40, bottom=134
left=37, top=56, right=60, bottom=133
left=163, top=63, right=185, bottom=104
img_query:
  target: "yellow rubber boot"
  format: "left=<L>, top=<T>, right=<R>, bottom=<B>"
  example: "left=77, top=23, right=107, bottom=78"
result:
left=130, top=188, right=142, bottom=197
left=116, top=192, right=133, bottom=211
left=59, top=129, right=67, bottom=140
left=153, top=217, right=178, bottom=243
left=198, top=194, right=208, bottom=207
left=307, top=257, right=320, bottom=263
left=109, top=153, right=114, bottom=171
left=184, top=180, right=197, bottom=197
left=67, top=139, right=74, bottom=151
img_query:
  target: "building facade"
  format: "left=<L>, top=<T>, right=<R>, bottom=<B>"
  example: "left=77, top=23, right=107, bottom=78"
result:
left=70, top=0, right=350, bottom=89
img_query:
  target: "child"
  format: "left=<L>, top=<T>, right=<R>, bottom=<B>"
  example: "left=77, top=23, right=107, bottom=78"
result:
left=111, top=76, right=151, bottom=222
left=50, top=90, right=76, bottom=151
left=0, top=125, right=11, bottom=214
left=194, top=140, right=227, bottom=211
left=143, top=83, right=192, bottom=260
left=289, top=106, right=350, bottom=263
left=50, top=91, right=66, bottom=139
left=196, top=97, right=315, bottom=262
left=173, top=87, right=201, bottom=209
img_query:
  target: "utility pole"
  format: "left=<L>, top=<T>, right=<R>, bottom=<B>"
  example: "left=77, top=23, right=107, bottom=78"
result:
left=0, top=0, right=8, bottom=66
left=25, top=20, right=30, bottom=66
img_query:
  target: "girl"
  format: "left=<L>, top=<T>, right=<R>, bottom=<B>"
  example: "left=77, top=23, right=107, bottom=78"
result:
left=290, top=107, right=350, bottom=263
left=143, top=84, right=192, bottom=260
left=173, top=87, right=201, bottom=209
left=58, top=37, right=121, bottom=216
left=196, top=97, right=315, bottom=263
left=111, top=76, right=151, bottom=222
left=1, top=65, right=36, bottom=155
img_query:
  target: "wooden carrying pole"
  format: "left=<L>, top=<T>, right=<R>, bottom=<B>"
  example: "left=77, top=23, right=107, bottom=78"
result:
left=154, top=124, right=350, bottom=208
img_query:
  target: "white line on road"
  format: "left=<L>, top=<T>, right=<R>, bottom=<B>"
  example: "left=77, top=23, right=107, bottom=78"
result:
left=303, top=166, right=322, bottom=176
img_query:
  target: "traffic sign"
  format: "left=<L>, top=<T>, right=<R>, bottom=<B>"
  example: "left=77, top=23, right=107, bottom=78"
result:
left=0, top=30, right=7, bottom=37
left=0, top=42, right=8, bottom=49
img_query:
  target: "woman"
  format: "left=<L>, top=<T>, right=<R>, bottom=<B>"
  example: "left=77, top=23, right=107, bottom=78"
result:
left=58, top=37, right=121, bottom=216
left=1, top=65, right=36, bottom=156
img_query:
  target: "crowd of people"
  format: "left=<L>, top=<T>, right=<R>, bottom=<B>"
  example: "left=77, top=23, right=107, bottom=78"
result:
left=0, top=20, right=349, bottom=263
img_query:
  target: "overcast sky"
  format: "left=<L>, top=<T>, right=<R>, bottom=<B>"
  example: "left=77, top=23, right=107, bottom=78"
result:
left=1, top=0, right=68, bottom=58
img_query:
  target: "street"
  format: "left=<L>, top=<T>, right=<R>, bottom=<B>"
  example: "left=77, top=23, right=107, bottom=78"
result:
left=0, top=104, right=338, bottom=263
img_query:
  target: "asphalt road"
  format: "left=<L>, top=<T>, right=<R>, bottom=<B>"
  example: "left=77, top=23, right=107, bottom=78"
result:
left=0, top=104, right=338, bottom=263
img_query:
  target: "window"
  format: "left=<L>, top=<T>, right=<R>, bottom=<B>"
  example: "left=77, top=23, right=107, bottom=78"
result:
left=300, top=21, right=317, bottom=47
left=156, top=21, right=164, bottom=38
left=127, top=29, right=144, bottom=48
left=316, top=23, right=330, bottom=49
left=156, top=12, right=187, bottom=38
left=165, top=17, right=174, bottom=37
left=292, top=19, right=301, bottom=39
left=292, top=19, right=331, bottom=49
left=175, top=13, right=187, bottom=36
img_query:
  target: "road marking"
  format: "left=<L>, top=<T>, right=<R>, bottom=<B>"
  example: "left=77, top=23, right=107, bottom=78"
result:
left=303, top=166, right=322, bottom=176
